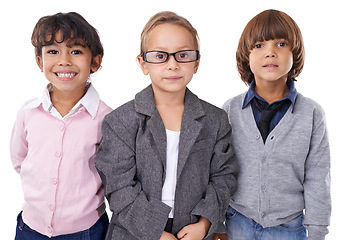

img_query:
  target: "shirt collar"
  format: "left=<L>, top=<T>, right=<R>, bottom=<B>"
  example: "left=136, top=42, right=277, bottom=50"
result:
left=242, top=79, right=297, bottom=111
left=24, top=83, right=100, bottom=119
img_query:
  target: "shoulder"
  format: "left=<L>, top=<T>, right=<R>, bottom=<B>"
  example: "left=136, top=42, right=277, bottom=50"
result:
left=295, top=93, right=326, bottom=118
left=199, top=99, right=228, bottom=119
left=15, top=97, right=44, bottom=120
left=20, top=97, right=42, bottom=111
left=295, top=93, right=327, bottom=129
left=195, top=97, right=231, bottom=134
left=97, top=100, right=113, bottom=117
left=222, top=92, right=246, bottom=113
left=103, top=100, right=136, bottom=126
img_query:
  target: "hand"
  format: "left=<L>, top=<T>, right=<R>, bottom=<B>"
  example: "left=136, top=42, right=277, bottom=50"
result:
left=160, top=231, right=178, bottom=240
left=212, top=233, right=227, bottom=240
left=177, top=217, right=211, bottom=240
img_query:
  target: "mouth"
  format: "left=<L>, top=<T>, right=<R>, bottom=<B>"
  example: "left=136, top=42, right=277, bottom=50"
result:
left=263, top=64, right=278, bottom=68
left=165, top=76, right=182, bottom=81
left=54, top=72, right=77, bottom=80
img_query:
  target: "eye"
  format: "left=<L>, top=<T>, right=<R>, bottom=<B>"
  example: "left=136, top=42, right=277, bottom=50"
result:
left=278, top=42, right=287, bottom=47
left=155, top=52, right=167, bottom=60
left=48, top=50, right=58, bottom=54
left=177, top=52, right=189, bottom=59
left=71, top=50, right=82, bottom=55
left=254, top=43, right=263, bottom=49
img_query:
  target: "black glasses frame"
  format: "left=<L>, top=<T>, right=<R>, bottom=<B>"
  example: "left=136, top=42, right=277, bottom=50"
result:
left=141, top=50, right=200, bottom=64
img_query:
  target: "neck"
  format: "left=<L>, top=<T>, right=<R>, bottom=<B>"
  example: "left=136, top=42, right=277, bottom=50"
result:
left=50, top=85, right=86, bottom=117
left=152, top=86, right=186, bottom=107
left=152, top=85, right=186, bottom=132
left=254, top=78, right=289, bottom=104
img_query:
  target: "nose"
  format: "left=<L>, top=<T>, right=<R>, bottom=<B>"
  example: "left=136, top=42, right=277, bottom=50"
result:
left=265, top=45, right=277, bottom=58
left=58, top=52, right=72, bottom=66
left=166, top=55, right=179, bottom=70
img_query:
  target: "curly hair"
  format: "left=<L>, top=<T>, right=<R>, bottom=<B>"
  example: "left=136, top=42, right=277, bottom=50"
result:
left=31, top=12, right=103, bottom=72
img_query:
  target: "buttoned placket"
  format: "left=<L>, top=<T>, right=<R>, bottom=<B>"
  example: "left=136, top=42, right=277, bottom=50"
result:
left=46, top=118, right=66, bottom=236
left=256, top=130, right=276, bottom=225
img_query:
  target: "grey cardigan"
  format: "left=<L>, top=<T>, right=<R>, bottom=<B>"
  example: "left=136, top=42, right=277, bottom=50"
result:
left=95, top=85, right=238, bottom=240
left=222, top=92, right=331, bottom=240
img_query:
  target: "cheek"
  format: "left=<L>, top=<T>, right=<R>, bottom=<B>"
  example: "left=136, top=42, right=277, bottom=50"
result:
left=286, top=54, right=294, bottom=71
left=248, top=56, right=258, bottom=74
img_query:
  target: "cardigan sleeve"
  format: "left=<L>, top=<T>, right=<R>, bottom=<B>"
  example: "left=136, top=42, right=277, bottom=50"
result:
left=94, top=110, right=171, bottom=240
left=191, top=110, right=238, bottom=238
left=303, top=103, right=331, bottom=240
left=10, top=106, right=28, bottom=173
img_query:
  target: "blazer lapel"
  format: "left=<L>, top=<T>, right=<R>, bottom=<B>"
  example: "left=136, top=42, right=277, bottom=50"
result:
left=147, top=111, right=167, bottom=169
left=177, top=89, right=205, bottom=181
left=135, top=85, right=167, bottom=170
left=134, top=86, right=206, bottom=181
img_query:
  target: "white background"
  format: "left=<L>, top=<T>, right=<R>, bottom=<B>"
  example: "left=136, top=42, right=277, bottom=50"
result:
left=1, top=0, right=341, bottom=238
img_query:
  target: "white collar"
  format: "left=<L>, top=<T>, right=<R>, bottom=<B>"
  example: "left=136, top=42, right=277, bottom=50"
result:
left=24, top=83, right=100, bottom=119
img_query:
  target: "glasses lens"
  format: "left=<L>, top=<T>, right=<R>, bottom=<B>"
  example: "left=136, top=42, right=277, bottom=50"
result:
left=144, top=51, right=168, bottom=63
left=175, top=50, right=198, bottom=62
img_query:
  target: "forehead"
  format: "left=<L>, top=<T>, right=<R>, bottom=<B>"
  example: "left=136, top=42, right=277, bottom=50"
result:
left=145, top=23, right=195, bottom=51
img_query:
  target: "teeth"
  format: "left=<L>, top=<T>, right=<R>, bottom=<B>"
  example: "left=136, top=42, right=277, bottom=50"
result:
left=56, top=73, right=76, bottom=78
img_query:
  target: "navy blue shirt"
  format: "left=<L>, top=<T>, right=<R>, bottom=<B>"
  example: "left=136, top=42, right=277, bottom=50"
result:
left=242, top=79, right=298, bottom=134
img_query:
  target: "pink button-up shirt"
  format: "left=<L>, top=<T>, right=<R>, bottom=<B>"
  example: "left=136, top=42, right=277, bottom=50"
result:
left=10, top=84, right=112, bottom=237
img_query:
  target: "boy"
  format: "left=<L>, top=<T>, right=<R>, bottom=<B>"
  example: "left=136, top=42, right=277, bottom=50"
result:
left=214, top=9, right=331, bottom=240
left=11, top=12, right=111, bottom=239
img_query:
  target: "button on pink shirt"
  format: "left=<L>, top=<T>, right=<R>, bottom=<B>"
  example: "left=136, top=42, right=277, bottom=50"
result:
left=10, top=84, right=112, bottom=237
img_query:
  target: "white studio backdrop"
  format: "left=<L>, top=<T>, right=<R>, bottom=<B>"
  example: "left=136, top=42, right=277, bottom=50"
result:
left=1, top=0, right=341, bottom=238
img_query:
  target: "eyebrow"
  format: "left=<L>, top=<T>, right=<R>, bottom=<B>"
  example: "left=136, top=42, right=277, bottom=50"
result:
left=69, top=42, right=86, bottom=48
left=43, top=41, right=87, bottom=48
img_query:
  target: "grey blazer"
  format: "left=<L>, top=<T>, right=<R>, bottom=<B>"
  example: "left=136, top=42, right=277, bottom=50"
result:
left=95, top=85, right=237, bottom=240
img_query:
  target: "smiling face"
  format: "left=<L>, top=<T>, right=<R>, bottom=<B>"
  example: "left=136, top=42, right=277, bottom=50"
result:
left=137, top=23, right=200, bottom=95
left=249, top=39, right=293, bottom=85
left=36, top=30, right=101, bottom=98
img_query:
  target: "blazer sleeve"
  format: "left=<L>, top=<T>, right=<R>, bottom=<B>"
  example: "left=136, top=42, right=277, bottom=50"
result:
left=191, top=110, right=238, bottom=237
left=303, top=104, right=331, bottom=240
left=95, top=110, right=171, bottom=240
left=10, top=107, right=28, bottom=173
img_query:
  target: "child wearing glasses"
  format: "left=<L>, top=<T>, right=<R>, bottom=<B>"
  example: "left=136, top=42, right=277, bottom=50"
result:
left=213, top=9, right=331, bottom=240
left=11, top=12, right=112, bottom=239
left=95, top=11, right=238, bottom=240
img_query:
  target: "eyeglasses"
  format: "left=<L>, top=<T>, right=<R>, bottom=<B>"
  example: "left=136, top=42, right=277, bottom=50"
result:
left=141, top=50, right=199, bottom=64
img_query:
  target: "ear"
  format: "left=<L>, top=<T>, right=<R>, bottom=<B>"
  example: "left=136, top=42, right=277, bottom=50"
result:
left=193, top=55, right=201, bottom=74
left=137, top=55, right=150, bottom=75
left=91, top=55, right=102, bottom=73
left=36, top=56, right=43, bottom=72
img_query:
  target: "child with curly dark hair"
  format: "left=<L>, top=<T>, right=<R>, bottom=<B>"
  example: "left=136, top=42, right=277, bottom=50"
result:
left=11, top=12, right=112, bottom=239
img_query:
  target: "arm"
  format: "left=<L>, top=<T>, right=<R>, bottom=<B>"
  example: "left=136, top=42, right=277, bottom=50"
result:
left=189, top=111, right=238, bottom=238
left=212, top=233, right=227, bottom=240
left=177, top=217, right=211, bottom=240
left=212, top=215, right=227, bottom=239
left=160, top=231, right=178, bottom=240
left=303, top=106, right=331, bottom=240
left=95, top=112, right=171, bottom=240
left=10, top=108, right=28, bottom=173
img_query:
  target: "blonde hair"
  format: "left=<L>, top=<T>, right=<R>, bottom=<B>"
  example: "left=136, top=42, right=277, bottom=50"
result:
left=140, top=11, right=199, bottom=53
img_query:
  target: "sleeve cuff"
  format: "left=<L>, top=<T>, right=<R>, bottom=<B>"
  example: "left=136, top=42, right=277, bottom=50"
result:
left=305, top=225, right=329, bottom=240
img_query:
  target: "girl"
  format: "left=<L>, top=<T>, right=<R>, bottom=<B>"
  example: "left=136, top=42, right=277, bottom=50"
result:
left=214, top=9, right=331, bottom=240
left=95, top=11, right=237, bottom=240
left=11, top=12, right=112, bottom=239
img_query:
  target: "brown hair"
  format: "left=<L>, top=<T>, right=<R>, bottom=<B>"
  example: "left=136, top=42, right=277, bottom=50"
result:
left=236, top=9, right=305, bottom=85
left=140, top=11, right=199, bottom=54
left=31, top=12, right=103, bottom=72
